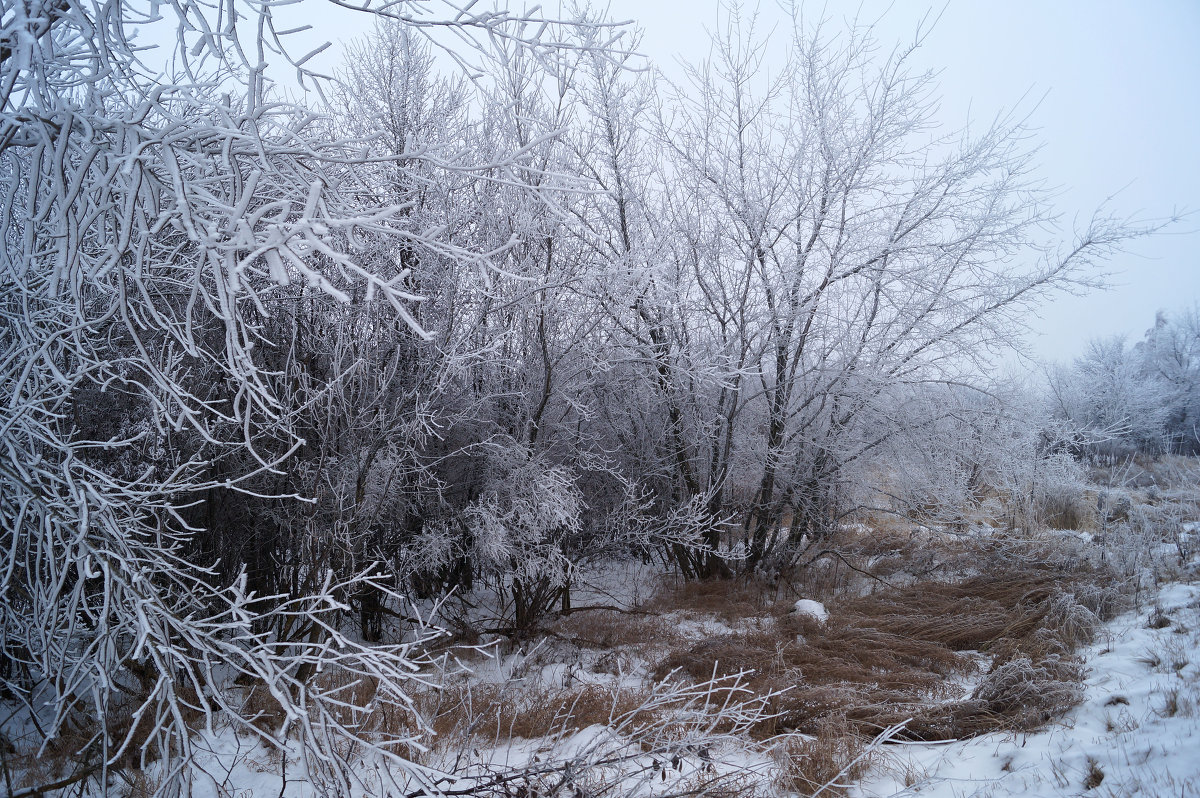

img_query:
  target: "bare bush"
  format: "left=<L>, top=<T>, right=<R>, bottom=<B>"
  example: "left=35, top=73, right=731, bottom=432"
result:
left=969, top=654, right=1086, bottom=732
left=1041, top=592, right=1102, bottom=648
left=773, top=716, right=870, bottom=797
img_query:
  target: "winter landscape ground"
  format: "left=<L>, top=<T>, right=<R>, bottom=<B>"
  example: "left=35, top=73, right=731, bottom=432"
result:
left=3, top=0, right=1199, bottom=796
left=6, top=461, right=1200, bottom=797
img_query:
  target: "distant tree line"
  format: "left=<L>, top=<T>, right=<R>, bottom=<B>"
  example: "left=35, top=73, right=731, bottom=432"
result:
left=1048, top=307, right=1200, bottom=459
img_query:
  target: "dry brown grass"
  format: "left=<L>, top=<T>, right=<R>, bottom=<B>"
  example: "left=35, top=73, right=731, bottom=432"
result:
left=549, top=608, right=684, bottom=658
left=242, top=682, right=287, bottom=733
left=302, top=658, right=770, bottom=762
left=910, top=652, right=1087, bottom=739
left=652, top=561, right=1107, bottom=742
left=1083, top=756, right=1105, bottom=790
left=304, top=674, right=665, bottom=750
left=408, top=674, right=780, bottom=757
left=833, top=523, right=981, bottom=581
left=477, top=684, right=658, bottom=740
left=972, top=654, right=1085, bottom=729
left=840, top=564, right=1114, bottom=649
left=644, top=577, right=778, bottom=623
left=120, top=770, right=161, bottom=798
left=6, top=685, right=208, bottom=793
left=653, top=608, right=970, bottom=738
left=1039, top=486, right=1096, bottom=531
left=8, top=746, right=63, bottom=794
left=773, top=716, right=870, bottom=797
left=301, top=669, right=433, bottom=764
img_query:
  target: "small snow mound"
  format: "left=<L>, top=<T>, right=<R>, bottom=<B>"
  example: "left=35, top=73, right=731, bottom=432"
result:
left=790, top=599, right=828, bottom=623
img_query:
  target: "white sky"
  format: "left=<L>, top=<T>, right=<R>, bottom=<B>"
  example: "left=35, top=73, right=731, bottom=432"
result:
left=596, top=0, right=1200, bottom=365
left=272, top=0, right=1200, bottom=366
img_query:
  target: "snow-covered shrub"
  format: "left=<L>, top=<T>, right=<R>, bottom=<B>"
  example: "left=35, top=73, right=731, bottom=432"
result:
left=872, top=384, right=1099, bottom=537
left=428, top=443, right=585, bottom=632
left=467, top=447, right=583, bottom=581
left=971, top=654, right=1085, bottom=731
left=1041, top=592, right=1102, bottom=649
left=1073, top=581, right=1130, bottom=623
left=0, top=0, right=627, bottom=792
left=1047, top=335, right=1174, bottom=459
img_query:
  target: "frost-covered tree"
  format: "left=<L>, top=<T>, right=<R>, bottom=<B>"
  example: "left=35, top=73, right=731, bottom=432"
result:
left=1048, top=335, right=1173, bottom=459
left=1047, top=307, right=1200, bottom=459
left=1137, top=307, right=1200, bottom=454
left=632, top=9, right=1157, bottom=573
left=0, top=0, right=626, bottom=793
left=877, top=383, right=1087, bottom=533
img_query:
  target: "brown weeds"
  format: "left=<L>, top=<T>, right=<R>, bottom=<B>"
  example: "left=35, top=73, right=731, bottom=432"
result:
left=773, top=716, right=869, bottom=797
left=653, top=562, right=1104, bottom=742
left=959, top=653, right=1085, bottom=734
left=549, top=609, right=681, bottom=657
left=645, top=577, right=777, bottom=623
left=409, top=681, right=662, bottom=745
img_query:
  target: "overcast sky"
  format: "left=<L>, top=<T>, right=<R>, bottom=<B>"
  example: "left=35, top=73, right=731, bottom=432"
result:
left=280, top=0, right=1199, bottom=366
left=592, top=0, right=1200, bottom=365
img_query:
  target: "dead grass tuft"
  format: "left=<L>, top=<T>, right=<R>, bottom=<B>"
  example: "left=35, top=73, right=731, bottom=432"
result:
left=1041, top=592, right=1101, bottom=648
left=1040, top=487, right=1094, bottom=531
left=120, top=770, right=161, bottom=798
left=549, top=609, right=681, bottom=658
left=1148, top=606, right=1172, bottom=629
left=644, top=577, right=777, bottom=623
left=415, top=682, right=661, bottom=744
left=773, top=716, right=869, bottom=797
left=7, top=683, right=208, bottom=792
left=654, top=605, right=971, bottom=738
left=1155, top=687, right=1195, bottom=718
left=301, top=669, right=432, bottom=764
left=969, top=653, right=1084, bottom=731
left=243, top=682, right=287, bottom=733
left=653, top=562, right=1100, bottom=741
left=1072, top=581, right=1128, bottom=622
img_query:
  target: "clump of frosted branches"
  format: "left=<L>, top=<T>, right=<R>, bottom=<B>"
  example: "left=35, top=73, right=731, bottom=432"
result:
left=0, top=0, right=626, bottom=794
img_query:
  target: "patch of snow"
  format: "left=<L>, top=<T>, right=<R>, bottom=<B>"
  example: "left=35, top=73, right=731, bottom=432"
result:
left=663, top=611, right=739, bottom=639
left=790, top=599, right=829, bottom=623
left=570, top=559, right=660, bottom=610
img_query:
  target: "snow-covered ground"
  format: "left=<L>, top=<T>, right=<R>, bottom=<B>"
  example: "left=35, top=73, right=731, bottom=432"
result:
left=170, top=579, right=1200, bottom=798
left=856, top=582, right=1200, bottom=798
left=21, top=556, right=1198, bottom=798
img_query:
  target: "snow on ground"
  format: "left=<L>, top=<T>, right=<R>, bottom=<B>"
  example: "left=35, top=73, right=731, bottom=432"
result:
left=428, top=724, right=778, bottom=798
left=51, top=560, right=1200, bottom=798
left=855, top=582, right=1200, bottom=798
left=153, top=686, right=779, bottom=798
left=790, top=599, right=829, bottom=623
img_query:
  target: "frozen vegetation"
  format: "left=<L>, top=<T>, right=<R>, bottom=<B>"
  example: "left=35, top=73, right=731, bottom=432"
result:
left=1, top=0, right=1196, bottom=796
left=857, top=580, right=1200, bottom=798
